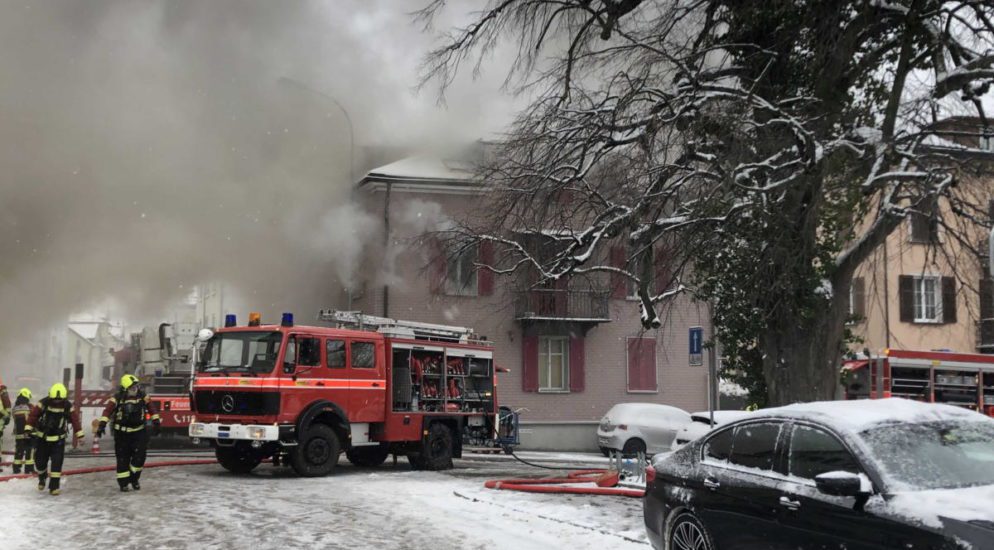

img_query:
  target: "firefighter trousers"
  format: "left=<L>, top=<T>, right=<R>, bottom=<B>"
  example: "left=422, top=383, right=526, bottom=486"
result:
left=14, top=437, right=35, bottom=473
left=34, top=439, right=65, bottom=491
left=114, top=428, right=148, bottom=488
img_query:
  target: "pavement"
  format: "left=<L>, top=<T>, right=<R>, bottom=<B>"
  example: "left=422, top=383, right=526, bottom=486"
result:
left=0, top=446, right=650, bottom=550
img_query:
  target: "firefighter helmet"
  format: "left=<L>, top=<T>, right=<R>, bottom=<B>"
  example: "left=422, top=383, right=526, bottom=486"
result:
left=49, top=383, right=68, bottom=400
left=18, top=388, right=32, bottom=399
left=121, top=374, right=139, bottom=389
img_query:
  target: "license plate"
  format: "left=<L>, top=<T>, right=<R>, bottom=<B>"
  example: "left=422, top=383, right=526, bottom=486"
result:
left=217, top=432, right=229, bottom=438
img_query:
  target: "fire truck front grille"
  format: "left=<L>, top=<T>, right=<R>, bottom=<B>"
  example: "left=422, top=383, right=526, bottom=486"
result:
left=194, top=391, right=280, bottom=416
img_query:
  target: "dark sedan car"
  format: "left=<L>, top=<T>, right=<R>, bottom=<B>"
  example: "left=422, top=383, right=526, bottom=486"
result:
left=644, top=399, right=994, bottom=550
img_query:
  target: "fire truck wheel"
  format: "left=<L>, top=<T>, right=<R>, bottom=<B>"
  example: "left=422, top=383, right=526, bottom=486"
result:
left=408, top=423, right=454, bottom=471
left=215, top=444, right=262, bottom=474
left=290, top=424, right=340, bottom=477
left=346, top=444, right=390, bottom=467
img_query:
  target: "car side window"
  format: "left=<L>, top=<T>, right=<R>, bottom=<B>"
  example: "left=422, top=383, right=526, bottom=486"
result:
left=704, top=428, right=733, bottom=462
left=351, top=341, right=375, bottom=369
left=728, top=422, right=782, bottom=471
left=326, top=340, right=345, bottom=369
left=789, top=425, right=861, bottom=480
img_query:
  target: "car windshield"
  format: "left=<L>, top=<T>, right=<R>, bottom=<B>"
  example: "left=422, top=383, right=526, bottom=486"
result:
left=199, top=331, right=282, bottom=374
left=860, top=420, right=994, bottom=491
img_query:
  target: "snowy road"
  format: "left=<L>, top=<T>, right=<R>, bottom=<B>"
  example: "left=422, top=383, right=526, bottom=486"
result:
left=0, top=451, right=649, bottom=550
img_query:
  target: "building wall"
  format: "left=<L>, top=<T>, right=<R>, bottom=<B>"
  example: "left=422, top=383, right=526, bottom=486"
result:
left=353, top=183, right=711, bottom=447
left=853, top=189, right=988, bottom=355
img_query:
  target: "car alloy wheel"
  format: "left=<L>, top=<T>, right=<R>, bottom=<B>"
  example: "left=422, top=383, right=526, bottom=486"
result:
left=669, top=515, right=713, bottom=550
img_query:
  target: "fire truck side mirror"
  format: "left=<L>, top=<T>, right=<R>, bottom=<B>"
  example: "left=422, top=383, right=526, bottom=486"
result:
left=282, top=361, right=296, bottom=375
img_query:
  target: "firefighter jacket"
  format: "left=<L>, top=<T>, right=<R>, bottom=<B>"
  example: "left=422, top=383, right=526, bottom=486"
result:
left=100, top=389, right=160, bottom=432
left=12, top=396, right=32, bottom=439
left=0, top=381, right=11, bottom=424
left=26, top=397, right=85, bottom=442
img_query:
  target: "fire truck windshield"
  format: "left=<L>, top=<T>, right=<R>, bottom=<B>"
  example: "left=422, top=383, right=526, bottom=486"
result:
left=199, top=331, right=282, bottom=374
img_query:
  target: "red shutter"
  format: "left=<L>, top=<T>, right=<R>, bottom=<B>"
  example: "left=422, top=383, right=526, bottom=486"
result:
left=569, top=336, right=585, bottom=392
left=610, top=246, right=627, bottom=299
left=627, top=337, right=657, bottom=392
left=654, top=246, right=671, bottom=294
left=478, top=241, right=494, bottom=296
left=522, top=335, right=539, bottom=392
left=428, top=238, right=446, bottom=295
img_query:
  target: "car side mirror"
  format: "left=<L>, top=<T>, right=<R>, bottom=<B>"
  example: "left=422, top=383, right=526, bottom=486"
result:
left=814, top=471, right=865, bottom=497
left=282, top=361, right=296, bottom=375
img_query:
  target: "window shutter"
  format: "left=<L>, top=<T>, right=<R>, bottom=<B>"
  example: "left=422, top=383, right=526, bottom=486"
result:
left=851, top=277, right=866, bottom=318
left=568, top=336, right=585, bottom=393
left=909, top=212, right=929, bottom=243
left=627, top=337, right=657, bottom=392
left=654, top=246, right=672, bottom=295
left=981, top=278, right=994, bottom=320
left=428, top=239, right=447, bottom=295
left=522, top=336, right=538, bottom=392
left=898, top=275, right=914, bottom=323
left=478, top=241, right=494, bottom=296
left=610, top=246, right=627, bottom=299
left=942, top=277, right=957, bottom=324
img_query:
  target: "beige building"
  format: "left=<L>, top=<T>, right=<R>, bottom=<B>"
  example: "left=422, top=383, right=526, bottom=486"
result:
left=851, top=117, right=994, bottom=356
left=351, top=154, right=713, bottom=450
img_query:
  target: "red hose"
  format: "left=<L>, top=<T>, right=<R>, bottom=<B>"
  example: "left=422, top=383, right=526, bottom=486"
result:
left=0, top=459, right=216, bottom=484
left=485, top=468, right=645, bottom=498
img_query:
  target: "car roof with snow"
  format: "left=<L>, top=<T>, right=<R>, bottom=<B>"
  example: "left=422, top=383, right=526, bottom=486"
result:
left=747, top=398, right=988, bottom=434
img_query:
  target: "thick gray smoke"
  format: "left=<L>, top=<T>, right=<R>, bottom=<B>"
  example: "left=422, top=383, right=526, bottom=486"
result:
left=0, top=0, right=516, bottom=373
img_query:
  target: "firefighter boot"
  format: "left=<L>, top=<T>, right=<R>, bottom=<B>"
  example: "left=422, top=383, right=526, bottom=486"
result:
left=12, top=463, right=21, bottom=475
left=37, top=471, right=47, bottom=491
left=131, top=470, right=141, bottom=491
left=49, top=473, right=61, bottom=495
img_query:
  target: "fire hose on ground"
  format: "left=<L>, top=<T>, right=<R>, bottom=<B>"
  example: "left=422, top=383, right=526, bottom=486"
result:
left=0, top=459, right=217, bottom=483
left=483, top=446, right=646, bottom=498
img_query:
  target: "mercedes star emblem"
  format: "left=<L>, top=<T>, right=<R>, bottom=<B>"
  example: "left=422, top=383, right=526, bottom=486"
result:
left=220, top=394, right=235, bottom=413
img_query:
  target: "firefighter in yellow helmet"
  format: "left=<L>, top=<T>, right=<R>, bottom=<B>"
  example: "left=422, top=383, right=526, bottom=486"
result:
left=97, top=374, right=160, bottom=491
left=12, top=388, right=36, bottom=474
left=0, top=377, right=10, bottom=472
left=26, top=383, right=84, bottom=495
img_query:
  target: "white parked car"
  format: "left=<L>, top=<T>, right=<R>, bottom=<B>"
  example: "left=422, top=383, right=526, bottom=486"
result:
left=597, top=403, right=692, bottom=456
left=672, top=409, right=753, bottom=449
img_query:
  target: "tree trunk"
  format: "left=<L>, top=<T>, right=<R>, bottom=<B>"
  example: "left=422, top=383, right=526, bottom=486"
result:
left=761, top=292, right=850, bottom=406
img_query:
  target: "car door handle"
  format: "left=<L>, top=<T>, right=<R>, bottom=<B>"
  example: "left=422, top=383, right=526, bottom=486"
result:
left=372, top=382, right=381, bottom=387
left=703, top=477, right=720, bottom=491
left=779, top=496, right=801, bottom=511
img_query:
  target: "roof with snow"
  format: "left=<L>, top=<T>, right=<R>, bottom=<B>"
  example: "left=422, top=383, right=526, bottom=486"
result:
left=68, top=322, right=100, bottom=343
left=363, top=156, right=478, bottom=183
left=757, top=398, right=986, bottom=433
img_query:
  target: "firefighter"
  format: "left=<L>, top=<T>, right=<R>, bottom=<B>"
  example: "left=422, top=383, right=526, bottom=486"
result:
left=0, top=378, right=10, bottom=472
left=26, top=383, right=84, bottom=495
left=12, top=388, right=36, bottom=474
left=97, top=374, right=160, bottom=492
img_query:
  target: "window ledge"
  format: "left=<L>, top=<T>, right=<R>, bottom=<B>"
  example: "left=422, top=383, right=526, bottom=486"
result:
left=537, top=389, right=571, bottom=394
left=912, top=319, right=943, bottom=325
left=626, top=389, right=659, bottom=394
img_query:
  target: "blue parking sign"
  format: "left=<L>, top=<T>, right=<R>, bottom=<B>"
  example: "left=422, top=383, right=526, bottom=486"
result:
left=689, top=327, right=703, bottom=366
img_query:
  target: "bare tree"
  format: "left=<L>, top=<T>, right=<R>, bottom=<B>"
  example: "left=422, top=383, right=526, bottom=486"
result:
left=419, top=0, right=994, bottom=405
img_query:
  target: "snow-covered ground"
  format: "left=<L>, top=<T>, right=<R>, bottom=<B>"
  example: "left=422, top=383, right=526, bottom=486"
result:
left=0, top=450, right=649, bottom=549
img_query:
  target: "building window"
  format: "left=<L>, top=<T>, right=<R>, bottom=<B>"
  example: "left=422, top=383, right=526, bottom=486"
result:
left=538, top=336, right=569, bottom=392
left=981, top=130, right=994, bottom=152
left=909, top=206, right=939, bottom=244
left=446, top=245, right=478, bottom=296
left=913, top=276, right=942, bottom=323
left=848, top=277, right=865, bottom=322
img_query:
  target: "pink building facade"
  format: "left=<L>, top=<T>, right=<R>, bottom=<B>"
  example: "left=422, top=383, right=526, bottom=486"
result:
left=350, top=156, right=712, bottom=450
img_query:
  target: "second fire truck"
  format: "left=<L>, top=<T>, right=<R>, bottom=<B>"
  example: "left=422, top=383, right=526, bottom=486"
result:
left=188, top=311, right=516, bottom=475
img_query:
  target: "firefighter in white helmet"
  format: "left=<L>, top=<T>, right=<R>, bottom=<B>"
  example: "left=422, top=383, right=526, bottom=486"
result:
left=97, top=374, right=160, bottom=492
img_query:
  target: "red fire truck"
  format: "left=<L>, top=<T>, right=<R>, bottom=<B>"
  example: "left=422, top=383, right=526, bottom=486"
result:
left=843, top=348, right=994, bottom=417
left=188, top=311, right=515, bottom=476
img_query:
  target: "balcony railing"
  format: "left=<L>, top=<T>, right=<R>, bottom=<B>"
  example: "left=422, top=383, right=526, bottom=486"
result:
left=513, top=289, right=611, bottom=323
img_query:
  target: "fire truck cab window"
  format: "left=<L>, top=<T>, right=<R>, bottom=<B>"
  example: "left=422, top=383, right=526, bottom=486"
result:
left=326, top=339, right=345, bottom=369
left=352, top=341, right=375, bottom=369
left=200, top=331, right=282, bottom=374
left=297, top=337, right=321, bottom=367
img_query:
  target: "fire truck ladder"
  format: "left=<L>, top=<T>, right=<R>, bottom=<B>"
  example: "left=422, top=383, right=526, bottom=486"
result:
left=317, top=310, right=485, bottom=344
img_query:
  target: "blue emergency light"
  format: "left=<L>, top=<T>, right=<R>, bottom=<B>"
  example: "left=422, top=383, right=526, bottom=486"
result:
left=224, top=314, right=237, bottom=327
left=281, top=312, right=294, bottom=327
